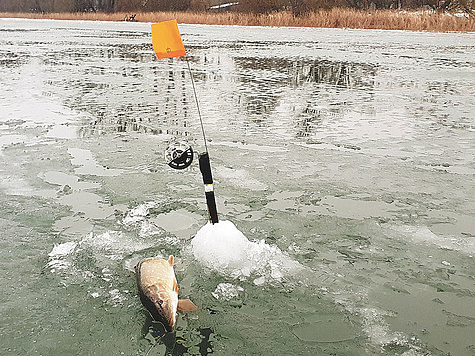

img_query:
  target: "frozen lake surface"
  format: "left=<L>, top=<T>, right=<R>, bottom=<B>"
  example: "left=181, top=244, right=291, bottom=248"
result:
left=0, top=18, right=474, bottom=355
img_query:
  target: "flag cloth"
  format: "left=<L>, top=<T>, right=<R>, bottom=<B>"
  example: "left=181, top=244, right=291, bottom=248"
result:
left=151, top=20, right=186, bottom=59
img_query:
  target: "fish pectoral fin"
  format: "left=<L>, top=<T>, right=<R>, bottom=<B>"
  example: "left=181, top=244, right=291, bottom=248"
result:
left=177, top=299, right=197, bottom=311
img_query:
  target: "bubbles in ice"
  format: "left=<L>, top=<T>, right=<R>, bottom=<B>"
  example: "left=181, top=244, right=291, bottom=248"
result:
left=191, top=220, right=303, bottom=283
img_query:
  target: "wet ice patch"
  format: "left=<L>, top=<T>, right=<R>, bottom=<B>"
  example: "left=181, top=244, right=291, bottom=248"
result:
left=191, top=220, right=303, bottom=283
left=38, top=171, right=100, bottom=191
left=68, top=147, right=123, bottom=177
left=59, top=191, right=115, bottom=220
left=301, top=195, right=401, bottom=220
left=138, top=221, right=180, bottom=245
left=123, top=202, right=201, bottom=240
left=0, top=175, right=55, bottom=197
left=151, top=209, right=202, bottom=234
left=0, top=134, right=27, bottom=153
left=215, top=166, right=267, bottom=191
left=46, top=123, right=77, bottom=139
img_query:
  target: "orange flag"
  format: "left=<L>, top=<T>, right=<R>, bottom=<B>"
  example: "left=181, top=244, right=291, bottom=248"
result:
left=151, top=20, right=186, bottom=59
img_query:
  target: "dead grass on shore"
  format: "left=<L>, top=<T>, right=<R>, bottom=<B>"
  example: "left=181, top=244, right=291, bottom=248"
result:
left=1, top=9, right=473, bottom=32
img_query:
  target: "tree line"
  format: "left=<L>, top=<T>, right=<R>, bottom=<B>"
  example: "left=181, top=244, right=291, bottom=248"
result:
left=0, top=0, right=472, bottom=13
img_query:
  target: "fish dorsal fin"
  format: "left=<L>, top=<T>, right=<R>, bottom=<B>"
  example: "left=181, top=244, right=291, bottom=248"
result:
left=177, top=299, right=198, bottom=311
left=168, top=255, right=174, bottom=266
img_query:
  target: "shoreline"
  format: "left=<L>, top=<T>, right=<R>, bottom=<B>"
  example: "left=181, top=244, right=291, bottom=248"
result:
left=0, top=9, right=474, bottom=32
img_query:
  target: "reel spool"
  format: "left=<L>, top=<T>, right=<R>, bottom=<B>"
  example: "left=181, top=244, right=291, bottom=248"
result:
left=165, top=142, right=194, bottom=170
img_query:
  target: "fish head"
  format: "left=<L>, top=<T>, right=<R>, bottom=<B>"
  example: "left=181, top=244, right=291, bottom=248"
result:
left=153, top=285, right=178, bottom=331
left=140, top=282, right=178, bottom=332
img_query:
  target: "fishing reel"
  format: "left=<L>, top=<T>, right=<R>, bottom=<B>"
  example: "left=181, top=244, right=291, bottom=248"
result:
left=164, top=141, right=194, bottom=170
left=164, top=141, right=219, bottom=224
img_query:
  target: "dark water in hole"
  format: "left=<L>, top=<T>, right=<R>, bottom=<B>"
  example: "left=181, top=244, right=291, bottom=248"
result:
left=0, top=18, right=474, bottom=355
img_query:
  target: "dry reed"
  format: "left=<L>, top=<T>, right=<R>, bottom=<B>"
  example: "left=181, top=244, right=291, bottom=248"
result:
left=0, top=9, right=473, bottom=32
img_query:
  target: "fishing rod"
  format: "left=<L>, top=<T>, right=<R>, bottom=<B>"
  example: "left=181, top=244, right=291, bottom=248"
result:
left=186, top=56, right=208, bottom=154
left=153, top=20, right=218, bottom=224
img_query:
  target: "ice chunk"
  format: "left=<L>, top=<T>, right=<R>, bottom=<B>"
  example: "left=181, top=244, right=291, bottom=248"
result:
left=81, top=230, right=155, bottom=257
left=47, top=241, right=78, bottom=272
left=253, top=276, right=266, bottom=286
left=191, top=220, right=303, bottom=283
left=122, top=201, right=157, bottom=225
left=211, top=283, right=244, bottom=301
left=48, top=241, right=77, bottom=258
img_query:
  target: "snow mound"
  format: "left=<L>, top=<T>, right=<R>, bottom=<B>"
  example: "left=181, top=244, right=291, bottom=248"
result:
left=191, top=220, right=303, bottom=283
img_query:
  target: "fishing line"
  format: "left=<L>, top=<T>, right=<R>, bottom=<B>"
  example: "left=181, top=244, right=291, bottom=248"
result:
left=184, top=57, right=219, bottom=224
left=145, top=342, right=156, bottom=356
left=185, top=56, right=209, bottom=153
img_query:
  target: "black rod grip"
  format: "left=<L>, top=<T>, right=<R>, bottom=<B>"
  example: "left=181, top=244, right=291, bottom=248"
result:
left=199, top=152, right=213, bottom=184
left=199, top=152, right=218, bottom=224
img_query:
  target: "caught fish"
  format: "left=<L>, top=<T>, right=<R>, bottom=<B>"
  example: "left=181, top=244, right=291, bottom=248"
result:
left=135, top=255, right=197, bottom=331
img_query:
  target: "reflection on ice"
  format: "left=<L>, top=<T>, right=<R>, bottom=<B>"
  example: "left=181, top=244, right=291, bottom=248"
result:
left=191, top=220, right=303, bottom=284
